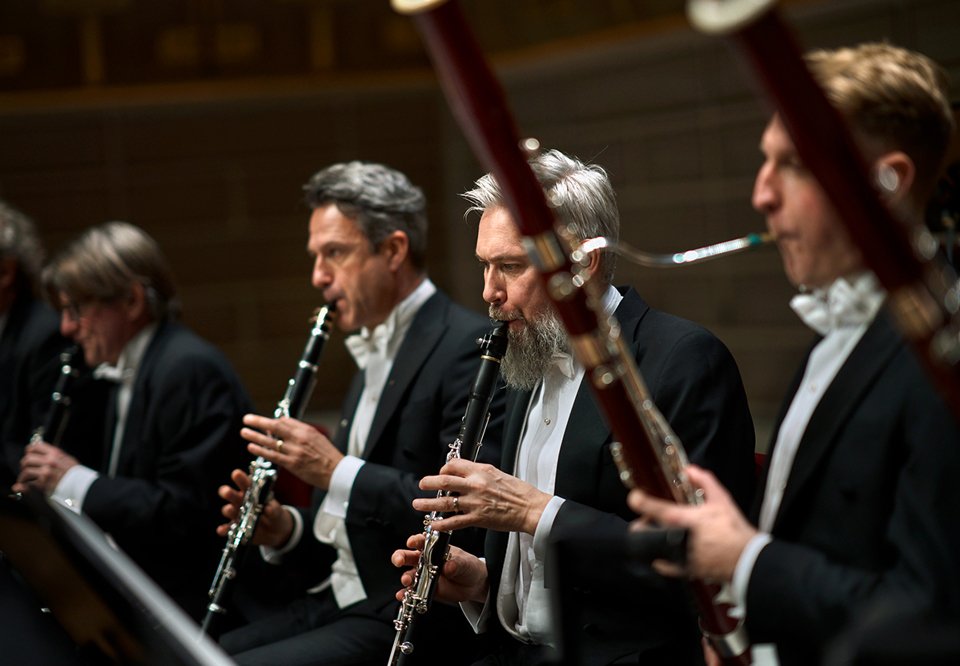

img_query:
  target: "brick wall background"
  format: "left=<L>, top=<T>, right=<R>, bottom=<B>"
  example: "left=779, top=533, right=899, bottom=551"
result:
left=1, top=0, right=958, bottom=448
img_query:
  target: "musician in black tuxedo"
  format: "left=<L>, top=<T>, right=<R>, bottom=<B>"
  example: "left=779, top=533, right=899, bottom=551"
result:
left=13, top=221, right=253, bottom=620
left=0, top=202, right=61, bottom=478
left=216, top=161, right=505, bottom=666
left=629, top=43, right=960, bottom=666
left=393, top=150, right=756, bottom=665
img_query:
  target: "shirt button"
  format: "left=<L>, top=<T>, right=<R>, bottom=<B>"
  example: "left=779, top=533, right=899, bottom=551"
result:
left=809, top=383, right=818, bottom=392
left=544, top=418, right=551, bottom=425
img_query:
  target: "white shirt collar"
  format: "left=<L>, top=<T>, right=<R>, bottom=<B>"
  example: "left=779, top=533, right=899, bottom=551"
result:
left=93, top=322, right=158, bottom=383
left=790, top=272, right=885, bottom=336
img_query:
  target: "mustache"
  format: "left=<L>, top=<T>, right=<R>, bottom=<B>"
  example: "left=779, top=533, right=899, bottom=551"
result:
left=488, top=305, right=524, bottom=323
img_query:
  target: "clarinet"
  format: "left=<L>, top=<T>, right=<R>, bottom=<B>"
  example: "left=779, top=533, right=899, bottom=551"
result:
left=11, top=345, right=82, bottom=500
left=389, top=2, right=750, bottom=662
left=388, top=319, right=508, bottom=666
left=31, top=345, right=82, bottom=447
left=201, top=303, right=337, bottom=639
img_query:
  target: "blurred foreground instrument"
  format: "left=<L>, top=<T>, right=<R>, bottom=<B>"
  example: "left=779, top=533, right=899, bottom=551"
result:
left=389, top=0, right=751, bottom=662
left=201, top=304, right=337, bottom=639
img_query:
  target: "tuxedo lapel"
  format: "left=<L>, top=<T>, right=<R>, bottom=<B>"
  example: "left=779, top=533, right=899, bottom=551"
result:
left=333, top=372, right=364, bottom=455
left=361, top=294, right=448, bottom=460
left=772, top=315, right=900, bottom=531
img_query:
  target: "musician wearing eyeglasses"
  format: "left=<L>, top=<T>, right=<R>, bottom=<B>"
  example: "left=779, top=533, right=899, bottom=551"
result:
left=12, top=221, right=254, bottom=620
left=630, top=43, right=960, bottom=666
left=215, top=161, right=505, bottom=666
left=392, top=149, right=757, bottom=665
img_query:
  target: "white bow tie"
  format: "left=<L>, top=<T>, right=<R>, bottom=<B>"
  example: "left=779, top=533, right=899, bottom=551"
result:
left=552, top=353, right=576, bottom=380
left=344, top=321, right=394, bottom=370
left=790, top=275, right=883, bottom=336
left=93, top=364, right=134, bottom=383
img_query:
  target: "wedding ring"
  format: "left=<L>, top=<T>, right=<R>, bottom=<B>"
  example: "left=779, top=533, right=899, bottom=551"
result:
left=453, top=496, right=459, bottom=512
left=276, top=439, right=284, bottom=453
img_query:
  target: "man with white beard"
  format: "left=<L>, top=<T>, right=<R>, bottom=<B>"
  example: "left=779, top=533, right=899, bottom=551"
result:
left=393, top=149, right=757, bottom=665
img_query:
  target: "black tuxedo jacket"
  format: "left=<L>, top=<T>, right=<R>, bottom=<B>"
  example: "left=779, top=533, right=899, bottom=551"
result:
left=0, top=295, right=60, bottom=460
left=746, top=312, right=960, bottom=666
left=483, top=287, right=756, bottom=666
left=286, top=290, right=506, bottom=611
left=79, top=321, right=254, bottom=619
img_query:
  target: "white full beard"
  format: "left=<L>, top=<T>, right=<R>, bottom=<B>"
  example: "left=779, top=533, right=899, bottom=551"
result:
left=489, top=305, right=569, bottom=391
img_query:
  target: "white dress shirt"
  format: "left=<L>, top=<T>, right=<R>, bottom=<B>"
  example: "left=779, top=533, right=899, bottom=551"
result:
left=263, top=278, right=436, bottom=609
left=464, top=285, right=622, bottom=646
left=52, top=323, right=158, bottom=513
left=732, top=273, right=885, bottom=665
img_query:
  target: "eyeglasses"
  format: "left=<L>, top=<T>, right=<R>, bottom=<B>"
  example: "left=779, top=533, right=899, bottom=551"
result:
left=61, top=299, right=96, bottom=322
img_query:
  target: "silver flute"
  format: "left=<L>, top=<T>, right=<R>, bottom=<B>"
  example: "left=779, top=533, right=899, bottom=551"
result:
left=578, top=231, right=775, bottom=267
left=201, top=303, right=337, bottom=639
left=388, top=320, right=509, bottom=666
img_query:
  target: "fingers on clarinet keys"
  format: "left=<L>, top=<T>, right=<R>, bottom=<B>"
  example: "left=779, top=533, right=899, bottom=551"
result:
left=452, top=495, right=460, bottom=513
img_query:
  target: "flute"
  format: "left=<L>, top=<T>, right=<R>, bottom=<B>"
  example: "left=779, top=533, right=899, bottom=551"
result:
left=389, top=1, right=751, bottom=663
left=389, top=320, right=508, bottom=666
left=201, top=304, right=337, bottom=639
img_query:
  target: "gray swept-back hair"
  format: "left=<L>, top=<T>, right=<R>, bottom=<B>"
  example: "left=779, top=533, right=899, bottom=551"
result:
left=42, top=221, right=180, bottom=322
left=462, top=149, right=619, bottom=286
left=303, top=161, right=428, bottom=270
left=0, top=201, right=45, bottom=295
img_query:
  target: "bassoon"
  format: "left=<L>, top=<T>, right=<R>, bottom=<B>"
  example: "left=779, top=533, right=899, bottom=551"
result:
left=389, top=1, right=750, bottom=663
left=201, top=303, right=337, bottom=639
left=686, top=0, right=960, bottom=418
left=388, top=319, right=508, bottom=666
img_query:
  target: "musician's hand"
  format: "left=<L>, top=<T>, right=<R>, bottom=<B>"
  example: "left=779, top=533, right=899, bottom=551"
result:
left=241, top=414, right=344, bottom=491
left=413, top=458, right=552, bottom=535
left=627, top=464, right=757, bottom=583
left=217, top=468, right=295, bottom=549
left=13, top=441, right=79, bottom=494
left=702, top=637, right=723, bottom=666
left=391, top=534, right=490, bottom=604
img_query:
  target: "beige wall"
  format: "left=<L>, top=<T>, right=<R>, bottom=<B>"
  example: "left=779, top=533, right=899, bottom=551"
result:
left=1, top=0, right=958, bottom=446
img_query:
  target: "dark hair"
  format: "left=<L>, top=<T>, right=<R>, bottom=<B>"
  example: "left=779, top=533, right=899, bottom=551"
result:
left=303, top=161, right=428, bottom=270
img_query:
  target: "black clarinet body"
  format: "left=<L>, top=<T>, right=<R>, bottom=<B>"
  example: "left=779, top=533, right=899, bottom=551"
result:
left=201, top=304, right=337, bottom=639
left=389, top=320, right=508, bottom=666
left=31, top=345, right=82, bottom=447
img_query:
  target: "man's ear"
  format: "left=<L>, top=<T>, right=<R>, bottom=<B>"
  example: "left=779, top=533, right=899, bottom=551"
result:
left=380, top=230, right=410, bottom=271
left=125, top=282, right=148, bottom=321
left=874, top=151, right=915, bottom=201
left=582, top=241, right=604, bottom=283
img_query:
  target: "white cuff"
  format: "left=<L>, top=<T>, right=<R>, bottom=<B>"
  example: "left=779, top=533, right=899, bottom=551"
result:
left=51, top=465, right=99, bottom=513
left=532, top=495, right=565, bottom=558
left=732, top=532, right=773, bottom=609
left=460, top=558, right=492, bottom=634
left=260, top=505, right=303, bottom=564
left=324, top=455, right=365, bottom=519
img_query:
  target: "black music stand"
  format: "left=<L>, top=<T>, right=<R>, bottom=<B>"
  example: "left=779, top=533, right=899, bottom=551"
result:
left=0, top=489, right=236, bottom=666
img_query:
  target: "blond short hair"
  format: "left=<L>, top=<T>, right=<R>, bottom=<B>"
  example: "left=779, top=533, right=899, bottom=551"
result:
left=806, top=42, right=954, bottom=199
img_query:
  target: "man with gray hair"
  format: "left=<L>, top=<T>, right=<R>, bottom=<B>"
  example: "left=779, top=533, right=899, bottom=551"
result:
left=13, top=221, right=253, bottom=620
left=393, top=149, right=756, bottom=664
left=0, top=202, right=61, bottom=455
left=217, top=161, right=504, bottom=666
